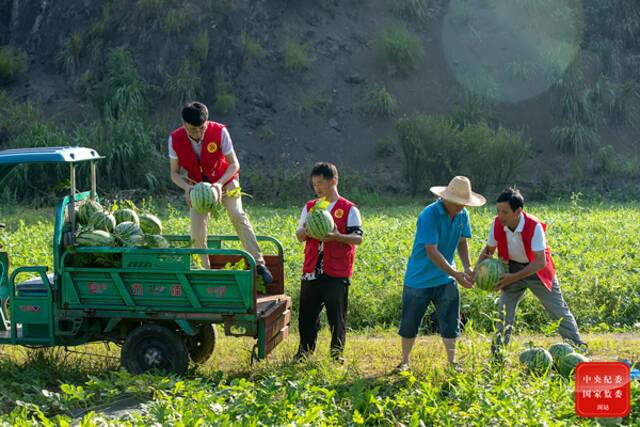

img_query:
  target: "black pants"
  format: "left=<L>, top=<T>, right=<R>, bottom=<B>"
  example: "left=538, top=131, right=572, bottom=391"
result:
left=297, top=275, right=349, bottom=357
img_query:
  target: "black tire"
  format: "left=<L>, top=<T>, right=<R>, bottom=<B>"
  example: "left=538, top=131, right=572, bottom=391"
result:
left=121, top=324, right=189, bottom=375
left=185, top=324, right=216, bottom=364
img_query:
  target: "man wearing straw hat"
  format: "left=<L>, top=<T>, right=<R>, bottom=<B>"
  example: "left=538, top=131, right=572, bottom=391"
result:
left=396, top=176, right=486, bottom=371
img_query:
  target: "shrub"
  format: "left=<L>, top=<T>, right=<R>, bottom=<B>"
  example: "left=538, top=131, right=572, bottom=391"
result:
left=363, top=84, right=398, bottom=117
left=388, top=0, right=432, bottom=23
left=458, top=123, right=530, bottom=193
left=551, top=122, right=599, bottom=156
left=297, top=92, right=332, bottom=117
left=57, top=33, right=83, bottom=76
left=192, top=30, right=210, bottom=68
left=164, top=61, right=200, bottom=104
left=397, top=115, right=529, bottom=195
left=0, top=46, right=29, bottom=85
left=214, top=93, right=235, bottom=116
left=258, top=123, right=275, bottom=141
left=163, top=7, right=192, bottom=34
left=451, top=91, right=495, bottom=129
left=98, top=48, right=147, bottom=117
left=283, top=40, right=309, bottom=74
left=377, top=25, right=422, bottom=76
left=241, top=31, right=266, bottom=67
left=396, top=115, right=459, bottom=195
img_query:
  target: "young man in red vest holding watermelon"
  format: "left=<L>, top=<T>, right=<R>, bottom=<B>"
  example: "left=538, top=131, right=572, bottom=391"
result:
left=475, top=187, right=585, bottom=353
left=168, top=101, right=272, bottom=284
left=294, top=162, right=363, bottom=363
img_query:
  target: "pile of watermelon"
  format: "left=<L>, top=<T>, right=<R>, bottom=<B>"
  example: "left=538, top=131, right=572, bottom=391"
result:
left=72, top=199, right=169, bottom=267
left=519, top=341, right=589, bottom=378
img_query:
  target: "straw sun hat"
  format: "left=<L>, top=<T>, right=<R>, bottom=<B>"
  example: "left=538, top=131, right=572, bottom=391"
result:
left=430, top=176, right=486, bottom=207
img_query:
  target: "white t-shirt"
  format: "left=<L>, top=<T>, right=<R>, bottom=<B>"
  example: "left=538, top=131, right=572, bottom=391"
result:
left=168, top=127, right=234, bottom=160
left=487, top=214, right=546, bottom=263
left=298, top=201, right=362, bottom=229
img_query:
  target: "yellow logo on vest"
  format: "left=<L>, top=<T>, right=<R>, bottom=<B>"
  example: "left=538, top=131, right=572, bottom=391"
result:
left=206, top=142, right=218, bottom=153
left=334, top=209, right=344, bottom=219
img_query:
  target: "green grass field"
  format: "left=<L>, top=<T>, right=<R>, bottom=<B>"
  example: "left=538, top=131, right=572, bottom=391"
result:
left=0, top=199, right=639, bottom=424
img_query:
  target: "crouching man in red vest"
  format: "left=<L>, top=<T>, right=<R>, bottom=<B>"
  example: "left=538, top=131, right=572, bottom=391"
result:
left=168, top=101, right=272, bottom=284
left=475, top=187, right=585, bottom=354
left=294, top=162, right=363, bottom=363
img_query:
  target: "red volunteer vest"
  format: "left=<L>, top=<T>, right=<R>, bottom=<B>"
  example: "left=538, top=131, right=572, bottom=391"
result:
left=171, top=121, right=239, bottom=186
left=303, top=197, right=357, bottom=278
left=493, top=212, right=555, bottom=291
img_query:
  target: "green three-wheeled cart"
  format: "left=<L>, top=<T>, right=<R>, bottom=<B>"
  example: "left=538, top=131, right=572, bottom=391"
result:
left=0, top=147, right=291, bottom=374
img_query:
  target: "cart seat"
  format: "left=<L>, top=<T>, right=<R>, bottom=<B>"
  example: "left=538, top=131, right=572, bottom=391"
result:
left=15, top=273, right=55, bottom=296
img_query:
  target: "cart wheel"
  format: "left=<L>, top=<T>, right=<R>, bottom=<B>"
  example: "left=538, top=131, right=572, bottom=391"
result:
left=185, top=324, right=217, bottom=364
left=121, top=324, right=189, bottom=375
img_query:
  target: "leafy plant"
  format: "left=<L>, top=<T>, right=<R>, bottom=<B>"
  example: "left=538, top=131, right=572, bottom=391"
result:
left=0, top=45, right=28, bottom=85
left=363, top=84, right=398, bottom=117
left=164, top=60, right=200, bottom=104
left=283, top=40, right=309, bottom=74
left=241, top=31, right=266, bottom=67
left=57, top=33, right=83, bottom=76
left=214, top=93, right=236, bottom=116
left=376, top=25, right=423, bottom=76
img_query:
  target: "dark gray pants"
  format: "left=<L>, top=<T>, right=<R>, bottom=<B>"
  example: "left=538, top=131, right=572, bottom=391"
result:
left=493, top=261, right=583, bottom=348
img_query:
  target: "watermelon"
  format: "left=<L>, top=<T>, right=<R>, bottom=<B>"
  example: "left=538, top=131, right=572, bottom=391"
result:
left=77, top=199, right=103, bottom=225
left=306, top=209, right=335, bottom=240
left=474, top=258, right=506, bottom=291
left=549, top=342, right=575, bottom=366
left=89, top=210, right=116, bottom=232
left=114, top=208, right=139, bottom=225
left=76, top=230, right=116, bottom=247
left=558, top=352, right=589, bottom=378
left=124, top=234, right=147, bottom=248
left=145, top=234, right=170, bottom=248
left=114, top=221, right=143, bottom=244
left=519, top=347, right=553, bottom=375
left=191, top=182, right=221, bottom=213
left=139, top=213, right=163, bottom=234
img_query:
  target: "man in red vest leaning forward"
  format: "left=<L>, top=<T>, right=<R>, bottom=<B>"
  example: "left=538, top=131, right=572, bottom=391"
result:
left=168, top=101, right=272, bottom=284
left=475, top=187, right=586, bottom=354
left=294, top=162, right=363, bottom=363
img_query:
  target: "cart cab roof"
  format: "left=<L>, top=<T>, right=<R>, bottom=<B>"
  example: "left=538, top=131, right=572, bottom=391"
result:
left=0, top=146, right=102, bottom=165
left=0, top=147, right=102, bottom=184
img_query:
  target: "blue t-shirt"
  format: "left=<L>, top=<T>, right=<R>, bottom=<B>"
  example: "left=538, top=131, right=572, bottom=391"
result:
left=404, top=199, right=472, bottom=288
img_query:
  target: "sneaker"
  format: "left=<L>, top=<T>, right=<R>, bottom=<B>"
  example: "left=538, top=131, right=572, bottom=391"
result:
left=256, top=264, right=273, bottom=285
left=392, top=362, right=409, bottom=374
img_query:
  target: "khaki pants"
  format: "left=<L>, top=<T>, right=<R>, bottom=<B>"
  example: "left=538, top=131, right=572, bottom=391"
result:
left=190, top=181, right=264, bottom=268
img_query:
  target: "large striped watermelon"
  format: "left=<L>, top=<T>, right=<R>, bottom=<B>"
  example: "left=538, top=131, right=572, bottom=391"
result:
left=89, top=210, right=116, bottom=233
left=549, top=342, right=575, bottom=367
left=306, top=209, right=335, bottom=240
left=114, top=221, right=143, bottom=246
left=191, top=182, right=221, bottom=213
left=519, top=347, right=553, bottom=375
left=76, top=230, right=116, bottom=247
left=77, top=199, right=103, bottom=225
left=475, top=258, right=506, bottom=291
left=124, top=234, right=146, bottom=248
left=114, top=208, right=139, bottom=225
left=145, top=234, right=171, bottom=248
left=139, top=213, right=163, bottom=234
left=558, top=352, right=589, bottom=378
